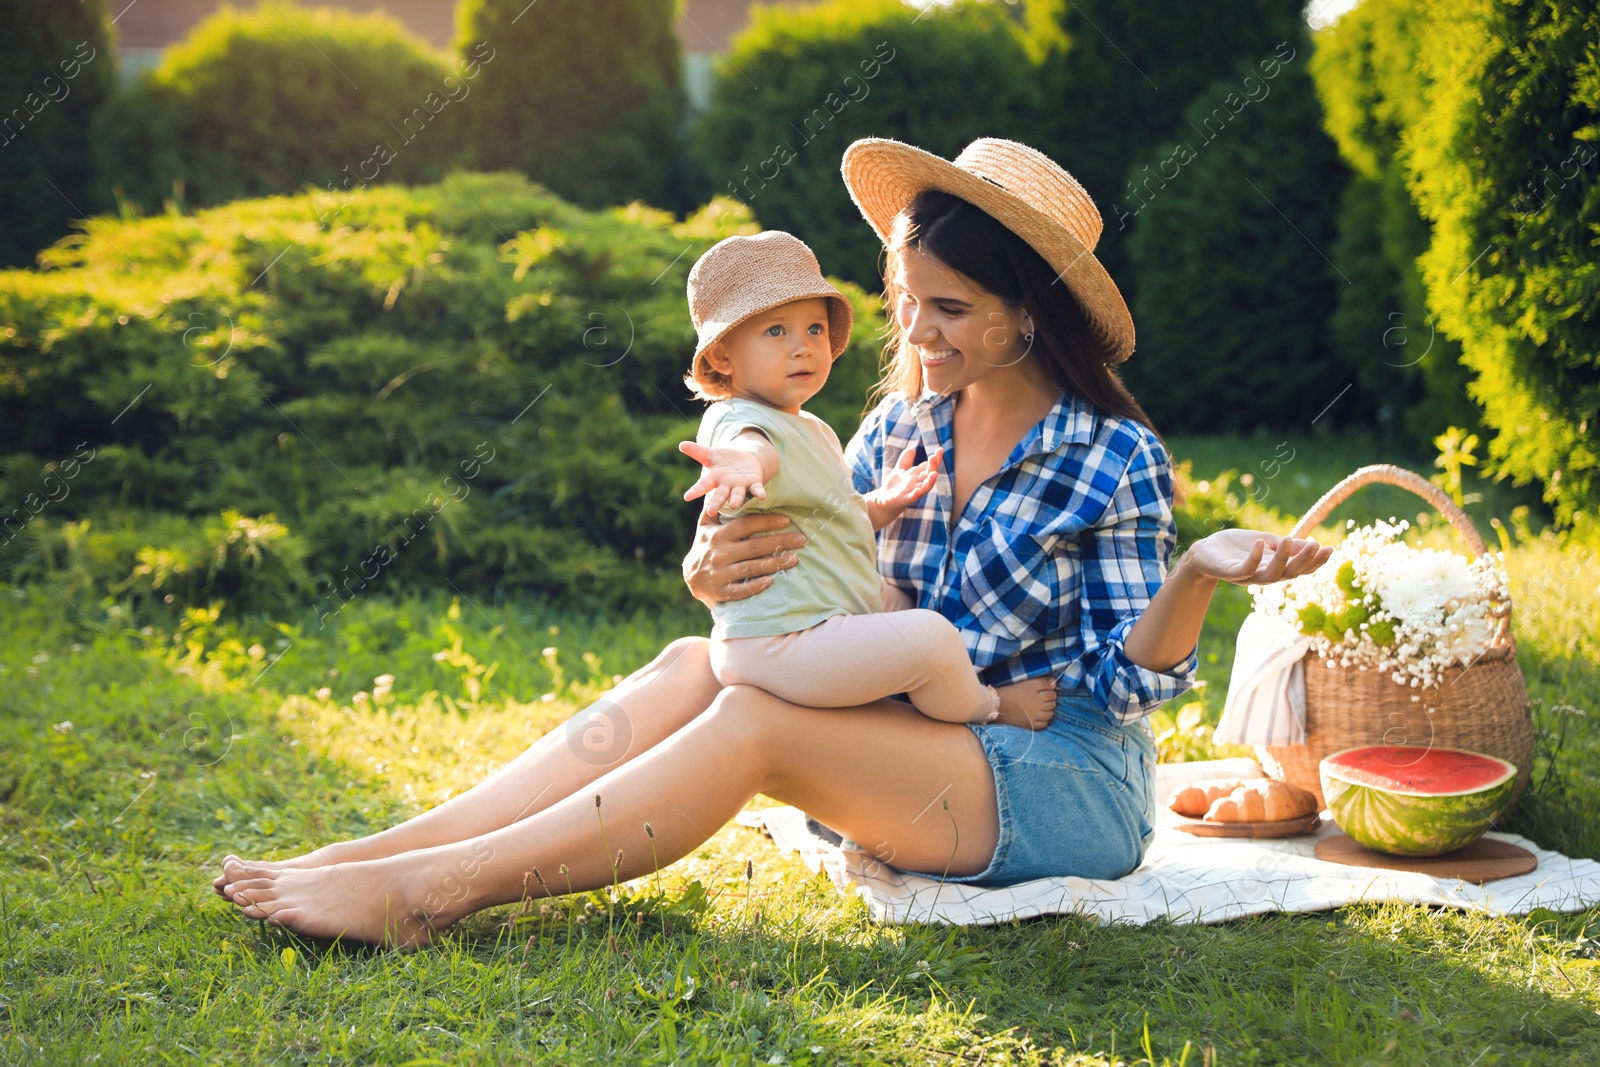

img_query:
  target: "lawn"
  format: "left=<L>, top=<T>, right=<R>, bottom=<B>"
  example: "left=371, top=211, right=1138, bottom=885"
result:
left=1, top=433, right=1597, bottom=1065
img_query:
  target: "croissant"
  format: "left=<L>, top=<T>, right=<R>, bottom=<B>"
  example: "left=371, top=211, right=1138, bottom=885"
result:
left=1167, top=778, right=1246, bottom=818
left=1205, top=779, right=1319, bottom=822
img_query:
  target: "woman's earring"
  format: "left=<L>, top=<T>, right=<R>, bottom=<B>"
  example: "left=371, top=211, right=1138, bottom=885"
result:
left=1022, top=331, right=1034, bottom=343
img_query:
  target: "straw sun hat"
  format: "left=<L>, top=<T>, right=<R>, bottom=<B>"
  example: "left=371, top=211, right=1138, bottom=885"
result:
left=841, top=137, right=1135, bottom=364
left=687, top=231, right=854, bottom=364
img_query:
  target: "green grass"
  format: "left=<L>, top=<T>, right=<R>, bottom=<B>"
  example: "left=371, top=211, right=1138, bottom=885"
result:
left=1, top=435, right=1597, bottom=1065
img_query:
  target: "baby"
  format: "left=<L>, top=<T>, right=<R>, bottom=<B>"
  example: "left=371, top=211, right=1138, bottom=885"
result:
left=678, top=231, right=1055, bottom=729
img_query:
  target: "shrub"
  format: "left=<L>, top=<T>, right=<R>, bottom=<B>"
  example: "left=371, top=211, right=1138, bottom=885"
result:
left=1170, top=459, right=1290, bottom=551
left=1405, top=0, right=1600, bottom=526
left=15, top=509, right=313, bottom=618
left=94, top=3, right=464, bottom=212
left=455, top=0, right=684, bottom=211
left=1122, top=46, right=1361, bottom=432
left=0, top=0, right=115, bottom=268
left=692, top=0, right=1038, bottom=287
left=0, top=173, right=888, bottom=619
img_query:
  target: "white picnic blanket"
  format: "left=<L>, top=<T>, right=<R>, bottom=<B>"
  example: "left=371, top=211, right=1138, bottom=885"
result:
left=737, top=759, right=1600, bottom=926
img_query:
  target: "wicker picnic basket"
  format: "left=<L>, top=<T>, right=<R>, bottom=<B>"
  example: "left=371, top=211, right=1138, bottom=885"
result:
left=1255, top=464, right=1533, bottom=808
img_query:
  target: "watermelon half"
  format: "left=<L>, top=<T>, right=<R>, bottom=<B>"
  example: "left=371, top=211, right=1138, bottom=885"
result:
left=1320, top=745, right=1517, bottom=857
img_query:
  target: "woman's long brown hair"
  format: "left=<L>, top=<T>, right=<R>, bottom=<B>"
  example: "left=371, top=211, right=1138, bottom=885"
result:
left=874, top=189, right=1163, bottom=447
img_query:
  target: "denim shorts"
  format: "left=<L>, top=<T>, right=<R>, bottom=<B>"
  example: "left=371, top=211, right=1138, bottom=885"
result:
left=895, top=686, right=1159, bottom=887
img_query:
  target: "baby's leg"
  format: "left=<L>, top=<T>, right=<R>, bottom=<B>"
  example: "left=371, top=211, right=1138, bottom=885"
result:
left=715, top=612, right=999, bottom=724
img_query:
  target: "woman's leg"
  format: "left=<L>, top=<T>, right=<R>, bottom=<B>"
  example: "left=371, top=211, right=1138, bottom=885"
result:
left=221, top=684, right=999, bottom=946
left=216, top=637, right=721, bottom=897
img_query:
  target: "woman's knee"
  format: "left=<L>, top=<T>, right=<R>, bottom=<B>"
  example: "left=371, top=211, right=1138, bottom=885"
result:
left=624, top=636, right=712, bottom=690
left=700, top=683, right=790, bottom=751
left=654, top=636, right=711, bottom=673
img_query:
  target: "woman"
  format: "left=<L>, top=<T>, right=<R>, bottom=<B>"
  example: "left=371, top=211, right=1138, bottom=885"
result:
left=216, top=138, right=1332, bottom=946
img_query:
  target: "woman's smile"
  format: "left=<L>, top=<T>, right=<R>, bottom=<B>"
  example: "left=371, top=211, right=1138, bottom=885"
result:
left=919, top=347, right=959, bottom=368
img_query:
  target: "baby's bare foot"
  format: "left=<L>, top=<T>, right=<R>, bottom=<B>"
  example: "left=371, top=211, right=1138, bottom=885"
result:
left=220, top=853, right=452, bottom=948
left=992, top=677, right=1057, bottom=730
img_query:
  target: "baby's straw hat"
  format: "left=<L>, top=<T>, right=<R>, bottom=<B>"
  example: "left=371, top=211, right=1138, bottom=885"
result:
left=841, top=137, right=1135, bottom=364
left=687, top=231, right=854, bottom=361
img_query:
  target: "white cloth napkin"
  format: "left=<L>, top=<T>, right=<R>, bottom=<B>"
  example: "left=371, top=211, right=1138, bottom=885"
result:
left=1213, top=612, right=1312, bottom=746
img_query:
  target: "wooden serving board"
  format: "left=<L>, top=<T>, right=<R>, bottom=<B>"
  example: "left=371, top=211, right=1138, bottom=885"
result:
left=1314, top=833, right=1537, bottom=883
left=1171, top=811, right=1323, bottom=838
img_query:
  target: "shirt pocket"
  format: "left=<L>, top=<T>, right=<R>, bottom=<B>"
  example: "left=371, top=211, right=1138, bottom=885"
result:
left=958, top=514, right=1063, bottom=646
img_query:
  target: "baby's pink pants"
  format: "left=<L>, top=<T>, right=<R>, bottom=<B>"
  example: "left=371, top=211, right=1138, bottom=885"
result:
left=711, top=598, right=999, bottom=724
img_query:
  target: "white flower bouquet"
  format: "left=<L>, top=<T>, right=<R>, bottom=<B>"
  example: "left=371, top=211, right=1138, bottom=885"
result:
left=1250, top=517, right=1511, bottom=690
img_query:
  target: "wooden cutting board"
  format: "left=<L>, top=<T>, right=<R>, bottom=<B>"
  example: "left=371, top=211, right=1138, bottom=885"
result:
left=1171, top=811, right=1323, bottom=838
left=1314, top=833, right=1537, bottom=883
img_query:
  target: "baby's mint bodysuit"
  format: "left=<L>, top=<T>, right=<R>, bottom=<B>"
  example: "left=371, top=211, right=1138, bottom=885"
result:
left=696, top=397, right=883, bottom=639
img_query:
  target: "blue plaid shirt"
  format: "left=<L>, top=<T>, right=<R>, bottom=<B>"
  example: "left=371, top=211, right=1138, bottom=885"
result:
left=844, top=388, right=1198, bottom=726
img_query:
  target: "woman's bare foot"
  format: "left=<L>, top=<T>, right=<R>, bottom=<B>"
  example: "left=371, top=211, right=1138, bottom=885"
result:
left=212, top=841, right=362, bottom=899
left=219, top=848, right=475, bottom=948
left=991, top=677, right=1057, bottom=730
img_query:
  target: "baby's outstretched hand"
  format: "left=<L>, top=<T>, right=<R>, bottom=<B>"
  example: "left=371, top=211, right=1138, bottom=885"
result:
left=680, top=440, right=768, bottom=516
left=864, top=445, right=943, bottom=526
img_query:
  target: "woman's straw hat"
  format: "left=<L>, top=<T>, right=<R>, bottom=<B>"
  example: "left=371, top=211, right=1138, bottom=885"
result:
left=688, top=231, right=853, bottom=360
left=841, top=137, right=1135, bottom=364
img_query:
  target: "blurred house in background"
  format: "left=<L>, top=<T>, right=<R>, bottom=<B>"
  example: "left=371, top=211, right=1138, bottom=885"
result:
left=112, top=0, right=821, bottom=110
left=675, top=0, right=822, bottom=111
left=115, top=0, right=456, bottom=75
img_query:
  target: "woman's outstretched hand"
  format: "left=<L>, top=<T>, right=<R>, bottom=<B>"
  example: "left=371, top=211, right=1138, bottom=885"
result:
left=1179, top=529, right=1333, bottom=586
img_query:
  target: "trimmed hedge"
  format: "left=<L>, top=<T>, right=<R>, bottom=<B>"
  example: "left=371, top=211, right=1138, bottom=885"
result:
left=94, top=3, right=466, bottom=212
left=1308, top=0, right=1480, bottom=443
left=1405, top=0, right=1600, bottom=526
left=692, top=0, right=1038, bottom=287
left=1122, top=43, right=1361, bottom=433
left=1016, top=0, right=1306, bottom=288
left=0, top=0, right=115, bottom=268
left=1316, top=0, right=1600, bottom=525
left=0, top=174, right=887, bottom=617
left=456, top=0, right=684, bottom=211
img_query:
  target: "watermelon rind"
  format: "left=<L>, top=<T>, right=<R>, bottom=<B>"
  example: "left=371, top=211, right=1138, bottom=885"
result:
left=1319, top=746, right=1517, bottom=857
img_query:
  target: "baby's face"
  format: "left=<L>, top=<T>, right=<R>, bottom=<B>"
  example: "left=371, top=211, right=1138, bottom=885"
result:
left=714, top=297, right=833, bottom=414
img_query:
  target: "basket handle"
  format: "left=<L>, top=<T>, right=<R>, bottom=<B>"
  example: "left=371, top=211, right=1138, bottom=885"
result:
left=1288, top=464, right=1488, bottom=556
left=1288, top=463, right=1512, bottom=651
